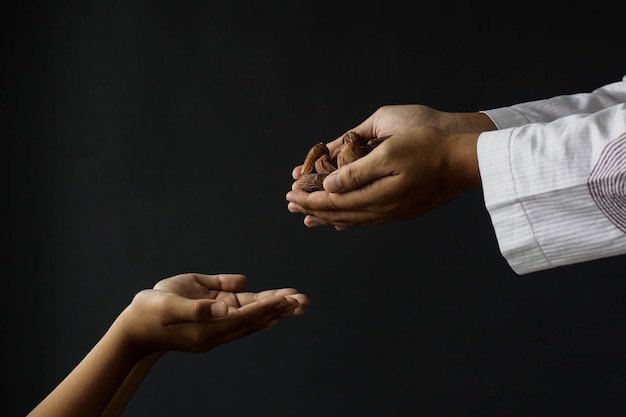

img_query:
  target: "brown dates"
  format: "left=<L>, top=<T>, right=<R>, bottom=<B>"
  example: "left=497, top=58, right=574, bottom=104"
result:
left=296, top=131, right=386, bottom=192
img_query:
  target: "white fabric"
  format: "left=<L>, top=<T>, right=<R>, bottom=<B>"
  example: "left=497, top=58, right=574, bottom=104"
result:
left=477, top=75, right=626, bottom=275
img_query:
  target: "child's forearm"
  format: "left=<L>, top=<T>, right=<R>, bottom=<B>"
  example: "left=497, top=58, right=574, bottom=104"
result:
left=27, top=322, right=145, bottom=417
left=101, top=352, right=164, bottom=417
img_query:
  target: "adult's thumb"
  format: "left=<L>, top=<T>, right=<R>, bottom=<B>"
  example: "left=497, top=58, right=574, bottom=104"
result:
left=322, top=156, right=379, bottom=194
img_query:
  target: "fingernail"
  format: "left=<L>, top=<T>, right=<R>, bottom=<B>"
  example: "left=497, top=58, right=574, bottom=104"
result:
left=276, top=298, right=298, bottom=311
left=210, top=302, right=227, bottom=317
left=324, top=172, right=342, bottom=192
left=306, top=217, right=321, bottom=227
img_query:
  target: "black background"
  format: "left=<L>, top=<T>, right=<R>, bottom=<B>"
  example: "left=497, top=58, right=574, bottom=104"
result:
left=3, top=1, right=625, bottom=416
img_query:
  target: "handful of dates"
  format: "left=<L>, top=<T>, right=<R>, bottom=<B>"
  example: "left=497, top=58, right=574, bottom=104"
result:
left=296, top=131, right=386, bottom=192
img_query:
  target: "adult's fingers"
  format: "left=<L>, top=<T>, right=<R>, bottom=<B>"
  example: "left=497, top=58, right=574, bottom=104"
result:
left=288, top=168, right=401, bottom=216
left=322, top=145, right=392, bottom=194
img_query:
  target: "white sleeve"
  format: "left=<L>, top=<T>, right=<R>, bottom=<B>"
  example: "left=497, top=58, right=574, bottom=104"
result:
left=481, top=75, right=626, bottom=128
left=477, top=103, right=626, bottom=275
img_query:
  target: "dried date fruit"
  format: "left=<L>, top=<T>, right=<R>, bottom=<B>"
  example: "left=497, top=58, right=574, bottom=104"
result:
left=297, top=172, right=328, bottom=192
left=342, top=130, right=367, bottom=146
left=297, top=131, right=387, bottom=192
left=363, top=136, right=388, bottom=153
left=336, top=139, right=367, bottom=167
left=314, top=154, right=337, bottom=174
left=301, top=142, right=329, bottom=175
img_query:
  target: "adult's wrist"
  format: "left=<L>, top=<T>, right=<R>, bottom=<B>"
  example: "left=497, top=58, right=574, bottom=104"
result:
left=445, top=131, right=481, bottom=190
left=452, top=112, right=498, bottom=133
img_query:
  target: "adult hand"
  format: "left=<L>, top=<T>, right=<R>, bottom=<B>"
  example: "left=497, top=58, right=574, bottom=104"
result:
left=290, top=104, right=494, bottom=181
left=287, top=127, right=481, bottom=229
left=115, top=273, right=309, bottom=354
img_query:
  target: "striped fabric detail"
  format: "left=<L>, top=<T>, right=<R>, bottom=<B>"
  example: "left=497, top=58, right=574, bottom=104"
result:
left=588, top=133, right=626, bottom=233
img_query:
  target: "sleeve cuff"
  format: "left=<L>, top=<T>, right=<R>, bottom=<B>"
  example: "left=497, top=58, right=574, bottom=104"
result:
left=476, top=129, right=551, bottom=275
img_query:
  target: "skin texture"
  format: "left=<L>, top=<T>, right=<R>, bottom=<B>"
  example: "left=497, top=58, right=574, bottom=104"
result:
left=286, top=105, right=496, bottom=229
left=27, top=273, right=309, bottom=417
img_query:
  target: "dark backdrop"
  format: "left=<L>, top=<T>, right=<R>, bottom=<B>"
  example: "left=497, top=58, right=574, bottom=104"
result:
left=3, top=2, right=625, bottom=416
